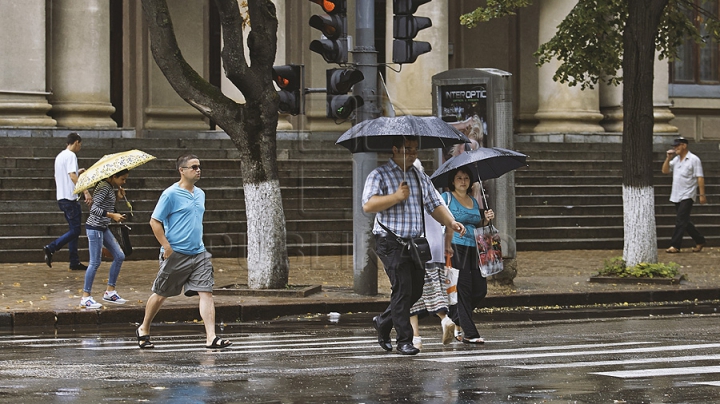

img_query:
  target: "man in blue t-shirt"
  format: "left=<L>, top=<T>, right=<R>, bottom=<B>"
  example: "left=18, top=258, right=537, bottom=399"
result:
left=135, top=154, right=231, bottom=350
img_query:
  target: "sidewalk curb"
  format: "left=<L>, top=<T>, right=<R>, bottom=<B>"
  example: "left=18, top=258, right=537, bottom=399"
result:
left=5, top=288, right=720, bottom=329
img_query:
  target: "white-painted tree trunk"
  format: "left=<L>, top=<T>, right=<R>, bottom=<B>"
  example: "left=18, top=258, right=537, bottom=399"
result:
left=244, top=180, right=290, bottom=289
left=622, top=185, right=658, bottom=267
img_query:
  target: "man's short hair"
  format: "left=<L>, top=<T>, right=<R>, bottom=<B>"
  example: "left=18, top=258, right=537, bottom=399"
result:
left=66, top=132, right=82, bottom=145
left=390, top=135, right=419, bottom=150
left=672, top=138, right=688, bottom=146
left=176, top=153, right=199, bottom=170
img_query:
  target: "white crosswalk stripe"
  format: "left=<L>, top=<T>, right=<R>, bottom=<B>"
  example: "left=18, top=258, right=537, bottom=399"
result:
left=4, top=328, right=720, bottom=390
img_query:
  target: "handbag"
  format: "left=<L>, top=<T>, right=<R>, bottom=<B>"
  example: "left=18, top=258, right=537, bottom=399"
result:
left=445, top=255, right=459, bottom=305
left=474, top=224, right=503, bottom=277
left=109, top=224, right=133, bottom=256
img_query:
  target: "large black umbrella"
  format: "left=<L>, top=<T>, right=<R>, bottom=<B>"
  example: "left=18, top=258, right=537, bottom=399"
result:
left=430, top=147, right=528, bottom=207
left=336, top=115, right=470, bottom=153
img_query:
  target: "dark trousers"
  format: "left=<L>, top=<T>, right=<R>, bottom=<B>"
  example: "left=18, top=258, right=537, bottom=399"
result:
left=374, top=236, right=425, bottom=345
left=47, top=199, right=82, bottom=266
left=449, top=244, right=487, bottom=339
left=670, top=199, right=705, bottom=249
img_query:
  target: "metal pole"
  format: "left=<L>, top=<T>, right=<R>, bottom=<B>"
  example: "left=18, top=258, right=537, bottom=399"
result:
left=351, top=0, right=380, bottom=295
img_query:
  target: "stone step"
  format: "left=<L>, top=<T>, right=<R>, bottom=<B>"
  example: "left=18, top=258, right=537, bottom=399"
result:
left=517, top=213, right=720, bottom=227
left=0, top=218, right=352, bottom=238
left=517, top=224, right=720, bottom=239
left=0, top=186, right=354, bottom=201
left=517, top=235, right=720, bottom=251
left=1, top=156, right=354, bottom=171
left=0, top=197, right=352, bottom=213
left=4, top=241, right=352, bottom=263
left=515, top=204, right=714, bottom=216
left=0, top=175, right=350, bottom=189
left=514, top=194, right=720, bottom=206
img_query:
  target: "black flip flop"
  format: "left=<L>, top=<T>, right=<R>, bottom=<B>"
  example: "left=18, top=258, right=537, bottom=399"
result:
left=136, top=328, right=154, bottom=349
left=206, top=336, right=232, bottom=349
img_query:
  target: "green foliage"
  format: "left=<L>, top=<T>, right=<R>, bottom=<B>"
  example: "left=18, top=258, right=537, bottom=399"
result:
left=459, top=0, right=532, bottom=28
left=598, top=257, right=680, bottom=278
left=459, top=0, right=720, bottom=89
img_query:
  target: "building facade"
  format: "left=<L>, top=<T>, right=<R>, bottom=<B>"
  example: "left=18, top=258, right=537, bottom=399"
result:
left=0, top=0, right=717, bottom=141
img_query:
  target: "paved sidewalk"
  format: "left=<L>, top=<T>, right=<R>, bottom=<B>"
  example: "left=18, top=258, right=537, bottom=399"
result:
left=1, top=248, right=719, bottom=328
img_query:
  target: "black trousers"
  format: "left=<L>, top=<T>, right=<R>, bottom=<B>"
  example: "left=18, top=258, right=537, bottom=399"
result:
left=374, top=236, right=425, bottom=345
left=670, top=199, right=705, bottom=249
left=449, top=244, right=487, bottom=339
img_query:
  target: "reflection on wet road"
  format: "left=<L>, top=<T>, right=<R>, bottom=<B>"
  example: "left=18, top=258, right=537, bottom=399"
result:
left=1, top=314, right=720, bottom=403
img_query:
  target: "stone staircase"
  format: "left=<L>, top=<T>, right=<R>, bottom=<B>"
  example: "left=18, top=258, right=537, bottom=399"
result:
left=514, top=141, right=720, bottom=251
left=0, top=135, right=358, bottom=263
left=2, top=135, right=718, bottom=263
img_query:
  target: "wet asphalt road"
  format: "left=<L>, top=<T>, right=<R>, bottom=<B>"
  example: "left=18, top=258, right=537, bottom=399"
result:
left=1, top=313, right=720, bottom=403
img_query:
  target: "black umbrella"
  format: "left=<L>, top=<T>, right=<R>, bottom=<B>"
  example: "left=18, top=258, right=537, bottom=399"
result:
left=430, top=147, right=528, bottom=207
left=336, top=115, right=470, bottom=153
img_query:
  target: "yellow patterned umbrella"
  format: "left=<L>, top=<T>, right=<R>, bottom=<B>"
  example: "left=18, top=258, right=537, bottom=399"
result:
left=73, top=149, right=156, bottom=194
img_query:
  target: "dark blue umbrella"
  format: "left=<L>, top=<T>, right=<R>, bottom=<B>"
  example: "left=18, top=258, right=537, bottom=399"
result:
left=430, top=147, right=528, bottom=207
left=336, top=115, right=470, bottom=153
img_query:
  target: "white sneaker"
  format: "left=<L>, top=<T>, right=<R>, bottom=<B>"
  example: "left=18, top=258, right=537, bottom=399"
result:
left=412, top=336, right=422, bottom=350
left=103, top=290, right=127, bottom=304
left=441, top=317, right=456, bottom=345
left=80, top=296, right=102, bottom=309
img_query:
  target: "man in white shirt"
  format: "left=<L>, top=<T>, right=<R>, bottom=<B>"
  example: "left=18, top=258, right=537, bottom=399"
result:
left=661, top=137, right=707, bottom=253
left=43, top=133, right=92, bottom=270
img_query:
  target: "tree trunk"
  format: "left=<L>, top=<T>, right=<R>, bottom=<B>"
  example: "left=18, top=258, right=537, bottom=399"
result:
left=621, top=0, right=668, bottom=266
left=142, top=0, right=289, bottom=288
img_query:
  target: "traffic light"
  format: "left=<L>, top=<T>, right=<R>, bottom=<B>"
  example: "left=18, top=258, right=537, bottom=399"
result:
left=326, top=68, right=364, bottom=120
left=272, top=65, right=304, bottom=115
left=309, top=0, right=348, bottom=64
left=392, top=0, right=432, bottom=64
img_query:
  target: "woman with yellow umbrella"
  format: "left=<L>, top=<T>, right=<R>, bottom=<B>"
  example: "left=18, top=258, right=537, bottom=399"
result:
left=73, top=150, right=155, bottom=309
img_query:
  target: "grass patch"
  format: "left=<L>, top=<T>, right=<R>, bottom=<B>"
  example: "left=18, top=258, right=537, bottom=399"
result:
left=598, top=257, right=681, bottom=278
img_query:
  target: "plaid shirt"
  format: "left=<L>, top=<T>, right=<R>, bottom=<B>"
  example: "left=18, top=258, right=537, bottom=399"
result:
left=362, top=159, right=445, bottom=239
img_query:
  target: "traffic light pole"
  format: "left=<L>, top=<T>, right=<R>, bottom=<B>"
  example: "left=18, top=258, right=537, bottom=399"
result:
left=352, top=0, right=380, bottom=295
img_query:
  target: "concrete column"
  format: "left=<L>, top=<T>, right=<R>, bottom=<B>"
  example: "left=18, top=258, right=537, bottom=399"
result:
left=600, top=77, right=623, bottom=132
left=50, top=0, right=116, bottom=128
left=385, top=0, right=448, bottom=116
left=0, top=0, right=55, bottom=127
left=653, top=52, right=677, bottom=133
left=534, top=0, right=603, bottom=132
left=145, top=0, right=208, bottom=130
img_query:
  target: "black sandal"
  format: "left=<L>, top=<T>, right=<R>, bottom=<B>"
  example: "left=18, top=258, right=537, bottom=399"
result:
left=206, top=336, right=232, bottom=349
left=136, top=328, right=154, bottom=349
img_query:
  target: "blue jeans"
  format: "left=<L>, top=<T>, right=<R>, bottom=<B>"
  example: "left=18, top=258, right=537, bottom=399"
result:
left=47, top=199, right=82, bottom=266
left=84, top=227, right=125, bottom=294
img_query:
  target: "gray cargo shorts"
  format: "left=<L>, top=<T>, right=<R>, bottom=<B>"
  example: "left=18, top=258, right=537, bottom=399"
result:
left=152, top=250, right=214, bottom=297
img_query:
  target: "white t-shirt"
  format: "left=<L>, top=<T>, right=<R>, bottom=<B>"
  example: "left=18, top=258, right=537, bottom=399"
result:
left=669, top=151, right=704, bottom=203
left=54, top=149, right=79, bottom=201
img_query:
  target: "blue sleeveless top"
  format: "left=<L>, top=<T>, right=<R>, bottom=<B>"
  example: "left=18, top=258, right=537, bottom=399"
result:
left=443, top=192, right=482, bottom=246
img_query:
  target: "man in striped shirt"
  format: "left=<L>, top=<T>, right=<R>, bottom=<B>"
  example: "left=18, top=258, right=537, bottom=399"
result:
left=363, top=136, right=465, bottom=355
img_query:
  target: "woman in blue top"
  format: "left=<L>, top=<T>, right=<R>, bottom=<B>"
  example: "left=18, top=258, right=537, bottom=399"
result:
left=443, top=166, right=494, bottom=344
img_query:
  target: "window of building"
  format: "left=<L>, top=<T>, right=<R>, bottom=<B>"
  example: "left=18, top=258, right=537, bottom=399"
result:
left=670, top=1, right=719, bottom=85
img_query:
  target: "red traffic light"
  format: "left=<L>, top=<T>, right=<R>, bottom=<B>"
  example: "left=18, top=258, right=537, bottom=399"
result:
left=272, top=65, right=304, bottom=115
left=309, top=14, right=344, bottom=41
left=309, top=0, right=346, bottom=14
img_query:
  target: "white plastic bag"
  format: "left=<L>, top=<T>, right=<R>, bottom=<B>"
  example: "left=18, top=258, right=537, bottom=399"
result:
left=445, top=256, right=460, bottom=305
